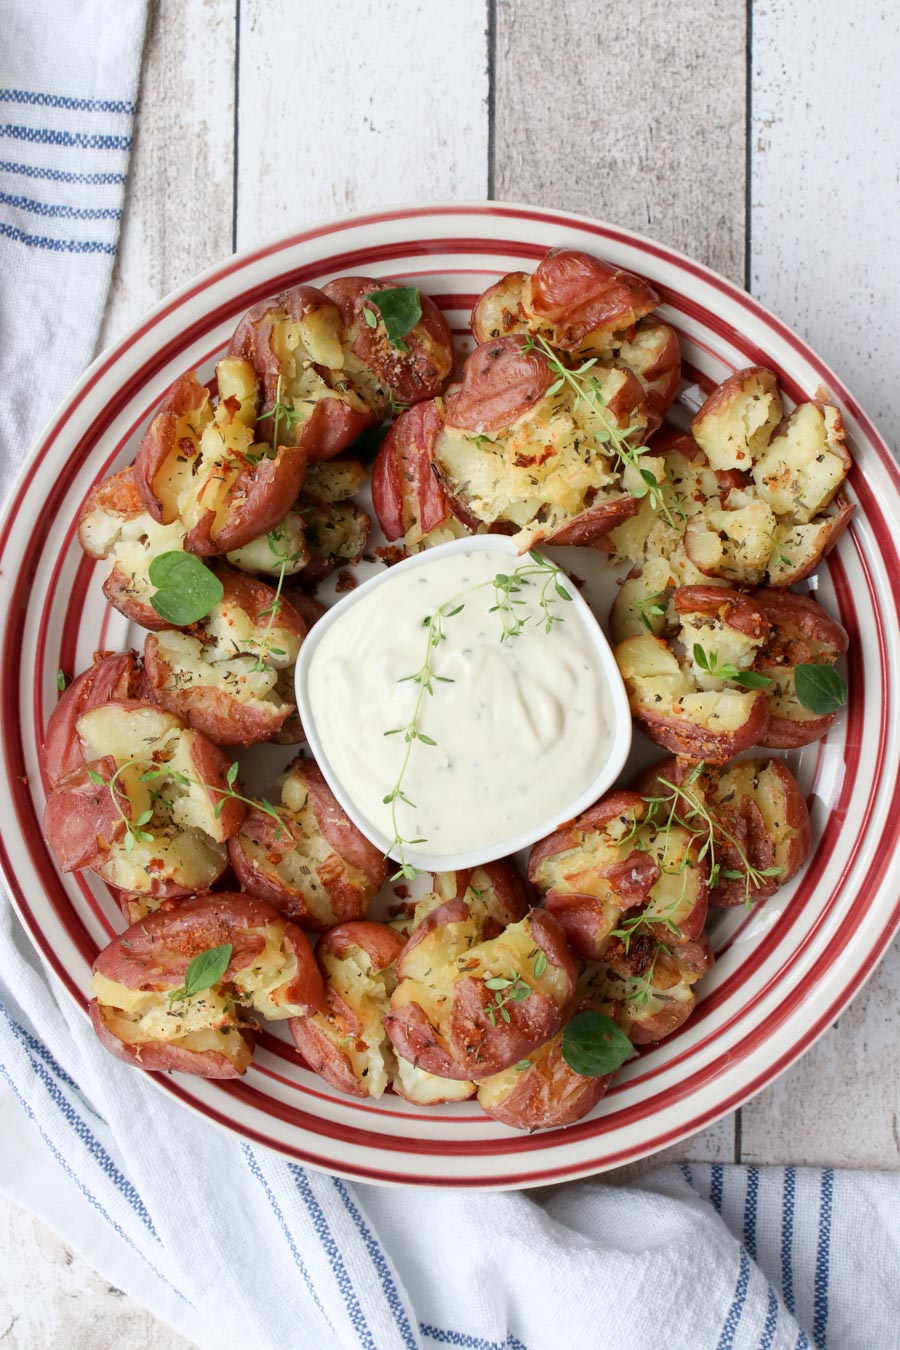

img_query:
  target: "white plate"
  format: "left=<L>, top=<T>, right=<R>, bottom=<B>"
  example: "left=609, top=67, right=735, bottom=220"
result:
left=1, top=202, right=898, bottom=1187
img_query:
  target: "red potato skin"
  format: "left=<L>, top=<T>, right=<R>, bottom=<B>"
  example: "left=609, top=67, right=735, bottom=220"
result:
left=322, top=276, right=454, bottom=407
left=229, top=284, right=376, bottom=459
left=527, top=249, right=659, bottom=351
left=43, top=652, right=146, bottom=788
left=753, top=588, right=849, bottom=748
left=183, top=445, right=308, bottom=556
left=77, top=470, right=180, bottom=631
left=444, top=335, right=555, bottom=433
left=303, top=759, right=387, bottom=888
left=371, top=401, right=455, bottom=542
left=289, top=921, right=406, bottom=1097
left=470, top=272, right=529, bottom=343
left=638, top=692, right=770, bottom=765
left=143, top=569, right=307, bottom=746
left=93, top=892, right=323, bottom=1013
left=316, top=921, right=406, bottom=971
left=133, top=372, right=210, bottom=522
left=477, top=997, right=620, bottom=1131
left=386, top=909, right=578, bottom=1080
left=228, top=758, right=387, bottom=929
left=43, top=755, right=127, bottom=871
left=89, top=998, right=254, bottom=1078
left=539, top=494, right=638, bottom=548
left=673, top=585, right=771, bottom=641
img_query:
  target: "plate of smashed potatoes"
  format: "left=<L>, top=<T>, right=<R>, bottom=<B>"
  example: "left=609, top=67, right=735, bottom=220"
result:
left=1, top=203, right=898, bottom=1188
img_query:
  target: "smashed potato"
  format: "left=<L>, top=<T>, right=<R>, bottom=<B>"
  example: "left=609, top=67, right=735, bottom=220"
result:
left=90, top=893, right=322, bottom=1078
left=143, top=568, right=307, bottom=746
left=228, top=756, right=387, bottom=930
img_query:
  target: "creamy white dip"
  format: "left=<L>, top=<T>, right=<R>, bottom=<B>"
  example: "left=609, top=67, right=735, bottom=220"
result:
left=305, top=547, right=614, bottom=860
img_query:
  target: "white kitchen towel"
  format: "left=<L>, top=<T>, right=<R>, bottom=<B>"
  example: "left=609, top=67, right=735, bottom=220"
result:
left=0, top=0, right=146, bottom=503
left=2, top=889, right=898, bottom=1350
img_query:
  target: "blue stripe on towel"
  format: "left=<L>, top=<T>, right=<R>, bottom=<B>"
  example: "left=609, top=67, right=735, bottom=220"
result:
left=0, top=123, right=132, bottom=151
left=288, top=1166, right=377, bottom=1350
left=710, top=1162, right=724, bottom=1213
left=240, top=1145, right=328, bottom=1321
left=331, top=1177, right=419, bottom=1350
left=0, top=1062, right=187, bottom=1301
left=759, top=1285, right=779, bottom=1350
left=717, top=1249, right=750, bottom=1350
left=0, top=159, right=126, bottom=185
left=743, top=1165, right=760, bottom=1258
left=0, top=221, right=116, bottom=254
left=0, top=88, right=135, bottom=114
left=420, top=1327, right=528, bottom=1350
left=813, top=1169, right=834, bottom=1348
left=782, top=1166, right=797, bottom=1313
left=0, top=1006, right=157, bottom=1238
left=0, top=190, right=121, bottom=220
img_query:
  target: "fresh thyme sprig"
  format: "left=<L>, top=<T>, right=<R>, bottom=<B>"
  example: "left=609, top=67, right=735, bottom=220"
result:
left=635, top=589, right=669, bottom=633
left=523, top=333, right=676, bottom=527
left=247, top=527, right=305, bottom=673
left=693, top=645, right=772, bottom=689
left=611, top=897, right=684, bottom=952
left=484, top=969, right=532, bottom=1026
left=257, top=373, right=301, bottom=446
left=87, top=756, right=292, bottom=851
left=628, top=763, right=783, bottom=908
left=382, top=553, right=572, bottom=880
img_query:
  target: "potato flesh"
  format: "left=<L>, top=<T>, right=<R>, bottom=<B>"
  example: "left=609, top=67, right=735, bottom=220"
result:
left=75, top=704, right=230, bottom=889
left=693, top=372, right=783, bottom=470
left=436, top=373, right=634, bottom=549
left=304, top=459, right=368, bottom=503
left=92, top=921, right=304, bottom=1054
left=80, top=501, right=187, bottom=602
left=685, top=499, right=776, bottom=585
left=618, top=635, right=761, bottom=732
left=752, top=403, right=847, bottom=524
left=713, top=760, right=803, bottom=868
left=308, top=946, right=396, bottom=1097
left=240, top=772, right=364, bottom=927
left=394, top=1058, right=476, bottom=1103
left=153, top=594, right=301, bottom=710
left=679, top=612, right=766, bottom=691
left=227, top=514, right=308, bottom=575
left=610, top=557, right=673, bottom=642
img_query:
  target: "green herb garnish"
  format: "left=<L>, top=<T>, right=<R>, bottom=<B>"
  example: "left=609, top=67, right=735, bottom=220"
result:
left=148, top=551, right=224, bottom=627
left=362, top=287, right=422, bottom=352
left=561, top=1011, right=634, bottom=1076
left=168, top=944, right=233, bottom=1005
left=794, top=663, right=848, bottom=714
left=692, top=645, right=771, bottom=689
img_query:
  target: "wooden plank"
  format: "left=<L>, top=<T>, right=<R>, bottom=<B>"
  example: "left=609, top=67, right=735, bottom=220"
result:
left=493, top=0, right=748, bottom=1171
left=235, top=0, right=489, bottom=248
left=99, top=0, right=236, bottom=347
left=740, top=2, right=900, bottom=1170
left=749, top=1, right=900, bottom=448
left=492, top=0, right=748, bottom=283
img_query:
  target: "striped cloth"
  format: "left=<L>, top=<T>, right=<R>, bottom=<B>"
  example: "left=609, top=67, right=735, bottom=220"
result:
left=1, top=5, right=899, bottom=1348
left=3, top=891, right=899, bottom=1350
left=0, top=0, right=145, bottom=501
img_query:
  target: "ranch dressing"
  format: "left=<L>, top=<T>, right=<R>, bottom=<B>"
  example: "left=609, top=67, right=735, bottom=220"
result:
left=305, top=547, right=614, bottom=861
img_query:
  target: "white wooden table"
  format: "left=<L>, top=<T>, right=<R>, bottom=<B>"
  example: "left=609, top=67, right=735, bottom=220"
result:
left=3, top=1, right=899, bottom=1343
